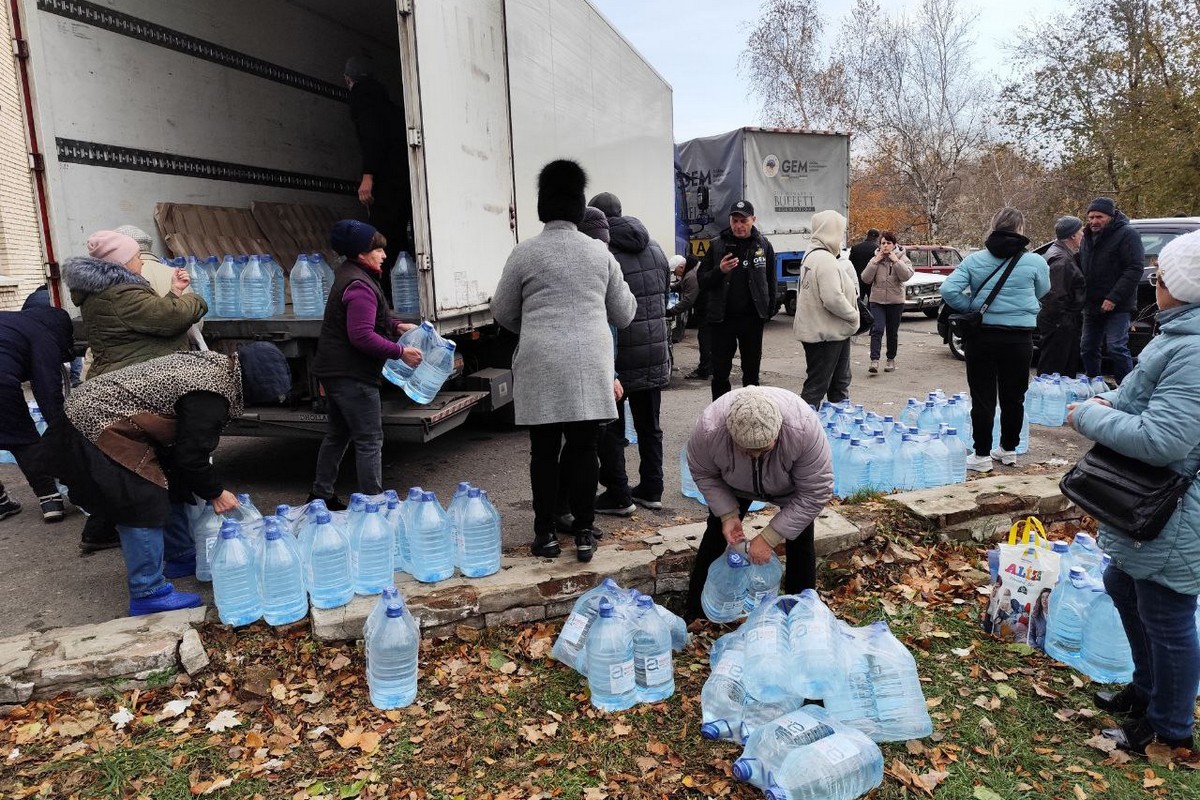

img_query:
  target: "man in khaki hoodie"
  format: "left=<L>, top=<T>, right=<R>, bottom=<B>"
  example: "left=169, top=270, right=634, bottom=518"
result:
left=793, top=210, right=859, bottom=406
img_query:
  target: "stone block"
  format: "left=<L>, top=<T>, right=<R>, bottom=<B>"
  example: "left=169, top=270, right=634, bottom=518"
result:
left=813, top=509, right=869, bottom=556
left=538, top=574, right=604, bottom=602
left=0, top=676, right=34, bottom=704
left=0, top=634, right=35, bottom=679
left=30, top=635, right=178, bottom=687
left=892, top=473, right=1067, bottom=528
left=939, top=513, right=1014, bottom=544
left=484, top=605, right=547, bottom=628
left=310, top=595, right=375, bottom=642
left=178, top=628, right=209, bottom=676
left=545, top=599, right=578, bottom=619
left=654, top=551, right=696, bottom=574
left=655, top=574, right=691, bottom=594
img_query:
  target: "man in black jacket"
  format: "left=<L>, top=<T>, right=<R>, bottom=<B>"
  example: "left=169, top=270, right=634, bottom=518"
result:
left=849, top=228, right=880, bottom=300
left=1079, top=198, right=1144, bottom=384
left=1037, top=216, right=1086, bottom=377
left=345, top=55, right=412, bottom=301
left=696, top=200, right=776, bottom=400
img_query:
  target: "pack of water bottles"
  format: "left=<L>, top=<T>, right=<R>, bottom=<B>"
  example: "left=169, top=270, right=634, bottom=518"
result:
left=701, top=590, right=933, bottom=750
left=701, top=545, right=784, bottom=623
left=182, top=251, right=336, bottom=320
left=550, top=578, right=690, bottom=711
left=380, top=320, right=457, bottom=405
left=1025, top=374, right=1108, bottom=427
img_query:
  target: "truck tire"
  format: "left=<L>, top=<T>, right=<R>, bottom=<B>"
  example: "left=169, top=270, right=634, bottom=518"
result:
left=923, top=307, right=939, bottom=319
left=948, top=331, right=966, bottom=361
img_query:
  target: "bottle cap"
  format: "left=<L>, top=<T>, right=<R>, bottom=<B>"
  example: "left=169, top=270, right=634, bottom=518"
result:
left=385, top=602, right=406, bottom=618
left=1052, top=542, right=1070, bottom=553
left=381, top=586, right=398, bottom=601
left=221, top=521, right=242, bottom=539
left=597, top=598, right=615, bottom=618
left=308, top=498, right=327, bottom=513
left=421, top=491, right=436, bottom=502
left=384, top=489, right=399, bottom=501
left=237, top=493, right=251, bottom=504
left=727, top=551, right=748, bottom=568
left=365, top=501, right=380, bottom=513
left=731, top=759, right=754, bottom=781
left=457, top=481, right=472, bottom=492
left=407, top=487, right=423, bottom=500
left=264, top=521, right=282, bottom=540
left=467, top=487, right=481, bottom=498
left=315, top=510, right=332, bottom=524
left=275, top=504, right=291, bottom=517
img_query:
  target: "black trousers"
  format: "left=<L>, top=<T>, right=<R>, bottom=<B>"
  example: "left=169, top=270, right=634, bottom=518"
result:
left=801, top=339, right=852, bottom=407
left=684, top=497, right=817, bottom=619
left=964, top=329, right=1034, bottom=455
left=696, top=322, right=713, bottom=375
left=597, top=389, right=664, bottom=501
left=710, top=315, right=766, bottom=400
left=6, top=443, right=58, bottom=497
left=1036, top=319, right=1082, bottom=378
left=529, top=420, right=603, bottom=536
left=868, top=302, right=904, bottom=361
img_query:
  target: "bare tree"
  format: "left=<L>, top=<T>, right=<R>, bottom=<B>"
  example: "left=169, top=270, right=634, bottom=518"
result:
left=740, top=0, right=842, bottom=129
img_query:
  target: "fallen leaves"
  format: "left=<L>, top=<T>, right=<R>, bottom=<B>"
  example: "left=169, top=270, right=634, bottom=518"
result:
left=109, top=707, right=134, bottom=730
left=335, top=727, right=381, bottom=754
left=205, top=709, right=241, bottom=733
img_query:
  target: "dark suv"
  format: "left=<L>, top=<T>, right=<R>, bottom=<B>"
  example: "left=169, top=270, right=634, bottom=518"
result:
left=938, top=216, right=1200, bottom=361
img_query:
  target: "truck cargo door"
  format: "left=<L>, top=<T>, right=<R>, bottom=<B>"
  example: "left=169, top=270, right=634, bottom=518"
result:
left=400, top=0, right=515, bottom=329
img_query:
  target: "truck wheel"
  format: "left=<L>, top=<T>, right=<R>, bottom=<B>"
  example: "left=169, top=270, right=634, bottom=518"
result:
left=784, top=292, right=797, bottom=316
left=923, top=307, right=939, bottom=319
left=948, top=332, right=966, bottom=361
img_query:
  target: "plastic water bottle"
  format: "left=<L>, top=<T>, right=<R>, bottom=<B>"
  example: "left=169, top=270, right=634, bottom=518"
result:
left=185, top=255, right=214, bottom=308
left=745, top=554, right=783, bottom=614
left=1077, top=591, right=1135, bottom=683
left=701, top=632, right=748, bottom=741
left=210, top=521, right=263, bottom=626
left=586, top=599, right=637, bottom=712
left=239, top=254, right=272, bottom=318
left=865, top=437, right=892, bottom=492
left=396, top=487, right=423, bottom=571
left=1068, top=532, right=1105, bottom=579
left=892, top=434, right=922, bottom=491
left=310, top=252, right=334, bottom=299
left=259, top=255, right=284, bottom=316
left=352, top=502, right=395, bottom=595
left=446, top=481, right=472, bottom=554
left=1044, top=567, right=1095, bottom=666
left=1089, top=375, right=1109, bottom=396
left=365, top=587, right=417, bottom=642
left=381, top=321, right=436, bottom=387
left=258, top=519, right=308, bottom=626
left=213, top=255, right=240, bottom=317
left=916, top=402, right=941, bottom=434
left=552, top=578, right=626, bottom=673
left=702, top=549, right=752, bottom=623
left=1042, top=378, right=1067, bottom=426
left=383, top=493, right=408, bottom=574
left=304, top=510, right=354, bottom=609
left=899, top=398, right=921, bottom=428
left=623, top=400, right=638, bottom=445
left=761, top=721, right=885, bottom=800
left=680, top=446, right=706, bottom=505
left=841, top=438, right=872, bottom=498
left=406, top=491, right=456, bottom=583
left=741, top=597, right=793, bottom=702
left=943, top=428, right=968, bottom=484
left=823, top=621, right=933, bottom=741
left=289, top=254, right=325, bottom=317
left=631, top=596, right=674, bottom=703
left=1026, top=378, right=1045, bottom=426
left=456, top=488, right=501, bottom=578
left=922, top=433, right=951, bottom=488
left=787, top=589, right=843, bottom=699
left=405, top=341, right=455, bottom=405
left=733, top=706, right=840, bottom=788
left=192, top=502, right=224, bottom=582
left=366, top=601, right=419, bottom=709
left=390, top=251, right=420, bottom=314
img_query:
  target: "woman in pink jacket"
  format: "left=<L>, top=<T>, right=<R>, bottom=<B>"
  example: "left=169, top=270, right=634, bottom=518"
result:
left=683, top=386, right=834, bottom=620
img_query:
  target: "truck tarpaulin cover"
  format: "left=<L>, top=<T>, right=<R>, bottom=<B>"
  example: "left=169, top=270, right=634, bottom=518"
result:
left=677, top=129, right=849, bottom=241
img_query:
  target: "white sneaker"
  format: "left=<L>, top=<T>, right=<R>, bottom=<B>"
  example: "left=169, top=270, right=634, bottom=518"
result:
left=966, top=454, right=993, bottom=473
left=990, top=447, right=1018, bottom=466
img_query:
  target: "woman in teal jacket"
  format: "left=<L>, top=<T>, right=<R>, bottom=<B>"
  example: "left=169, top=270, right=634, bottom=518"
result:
left=941, top=208, right=1049, bottom=472
left=1068, top=229, right=1200, bottom=755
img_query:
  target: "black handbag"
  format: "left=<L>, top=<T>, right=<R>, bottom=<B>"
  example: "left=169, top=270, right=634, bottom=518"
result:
left=1059, top=443, right=1197, bottom=541
left=946, top=254, right=1022, bottom=338
left=855, top=297, right=873, bottom=336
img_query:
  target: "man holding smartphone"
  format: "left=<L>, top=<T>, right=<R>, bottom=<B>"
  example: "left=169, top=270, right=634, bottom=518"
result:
left=696, top=200, right=777, bottom=400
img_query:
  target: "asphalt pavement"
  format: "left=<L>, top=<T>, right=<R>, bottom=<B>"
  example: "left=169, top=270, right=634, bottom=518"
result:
left=0, top=314, right=1090, bottom=637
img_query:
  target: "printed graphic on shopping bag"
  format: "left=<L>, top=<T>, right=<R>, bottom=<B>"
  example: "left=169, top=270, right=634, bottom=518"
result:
left=981, top=517, right=1060, bottom=646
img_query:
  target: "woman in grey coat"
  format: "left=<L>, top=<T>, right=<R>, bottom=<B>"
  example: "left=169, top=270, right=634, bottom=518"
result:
left=492, top=160, right=637, bottom=561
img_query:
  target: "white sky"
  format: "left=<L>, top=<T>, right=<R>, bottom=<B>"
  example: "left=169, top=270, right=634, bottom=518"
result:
left=591, top=0, right=1070, bottom=142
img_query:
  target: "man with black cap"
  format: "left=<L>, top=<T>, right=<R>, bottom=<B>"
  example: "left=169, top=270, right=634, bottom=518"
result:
left=344, top=54, right=412, bottom=300
left=1037, top=216, right=1087, bottom=377
left=849, top=227, right=881, bottom=300
left=1079, top=197, right=1145, bottom=384
left=696, top=200, right=776, bottom=400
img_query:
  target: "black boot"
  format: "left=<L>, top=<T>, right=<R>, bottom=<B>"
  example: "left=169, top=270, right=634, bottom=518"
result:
left=79, top=513, right=121, bottom=553
left=1103, top=717, right=1195, bottom=755
left=531, top=532, right=561, bottom=558
left=1094, top=684, right=1149, bottom=717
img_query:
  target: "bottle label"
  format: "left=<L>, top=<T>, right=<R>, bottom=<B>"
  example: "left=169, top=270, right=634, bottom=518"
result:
left=713, top=658, right=744, bottom=680
left=640, top=653, right=673, bottom=686
left=810, top=734, right=857, bottom=766
left=560, top=612, right=590, bottom=646
left=205, top=535, right=218, bottom=561
left=746, top=627, right=780, bottom=649
left=601, top=659, right=635, bottom=694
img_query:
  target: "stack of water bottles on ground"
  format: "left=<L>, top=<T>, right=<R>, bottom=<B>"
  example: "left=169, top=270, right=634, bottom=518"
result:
left=1025, top=374, right=1110, bottom=427
left=380, top=320, right=457, bottom=405
left=180, top=252, right=336, bottom=320
left=550, top=578, right=691, bottom=712
left=700, top=548, right=933, bottom=800
left=195, top=482, right=502, bottom=626
left=818, top=390, right=974, bottom=498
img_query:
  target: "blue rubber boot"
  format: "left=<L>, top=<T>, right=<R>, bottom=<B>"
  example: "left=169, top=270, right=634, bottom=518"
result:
left=128, top=583, right=203, bottom=616
left=163, top=559, right=196, bottom=579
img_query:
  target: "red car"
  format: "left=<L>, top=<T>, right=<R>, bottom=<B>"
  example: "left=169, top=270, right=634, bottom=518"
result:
left=905, top=245, right=964, bottom=276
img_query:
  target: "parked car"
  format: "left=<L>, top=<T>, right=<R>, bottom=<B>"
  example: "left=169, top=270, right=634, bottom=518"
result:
left=903, top=271, right=945, bottom=317
left=937, top=216, right=1200, bottom=361
left=905, top=245, right=963, bottom=276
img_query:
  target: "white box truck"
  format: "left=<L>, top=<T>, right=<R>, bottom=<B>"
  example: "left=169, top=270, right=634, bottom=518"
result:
left=5, top=0, right=674, bottom=439
left=677, top=128, right=850, bottom=315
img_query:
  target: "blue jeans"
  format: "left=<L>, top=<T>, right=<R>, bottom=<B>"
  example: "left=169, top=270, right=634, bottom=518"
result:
left=116, top=504, right=194, bottom=599
left=1081, top=311, right=1133, bottom=383
left=1103, top=566, right=1199, bottom=740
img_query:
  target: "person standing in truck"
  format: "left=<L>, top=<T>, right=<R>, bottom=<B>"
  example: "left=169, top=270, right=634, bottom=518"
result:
left=344, top=55, right=412, bottom=303
left=308, top=220, right=421, bottom=511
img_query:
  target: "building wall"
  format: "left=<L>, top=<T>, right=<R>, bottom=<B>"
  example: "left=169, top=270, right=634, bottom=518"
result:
left=0, top=4, right=46, bottom=311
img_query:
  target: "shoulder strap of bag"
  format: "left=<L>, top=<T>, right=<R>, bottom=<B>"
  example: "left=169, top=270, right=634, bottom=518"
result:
left=977, top=253, right=1023, bottom=314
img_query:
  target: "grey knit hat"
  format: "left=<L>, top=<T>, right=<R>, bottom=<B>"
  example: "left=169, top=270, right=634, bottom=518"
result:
left=1054, top=216, right=1083, bottom=241
left=578, top=206, right=610, bottom=243
left=115, top=224, right=153, bottom=252
left=726, top=387, right=783, bottom=450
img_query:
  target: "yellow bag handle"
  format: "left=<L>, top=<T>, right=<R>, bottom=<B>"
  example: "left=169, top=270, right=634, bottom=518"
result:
left=1007, top=516, right=1048, bottom=548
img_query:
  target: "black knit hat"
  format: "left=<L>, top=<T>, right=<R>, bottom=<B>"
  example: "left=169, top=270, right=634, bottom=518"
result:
left=537, top=160, right=588, bottom=225
left=329, top=219, right=378, bottom=258
left=588, top=192, right=622, bottom=218
left=1087, top=197, right=1116, bottom=217
left=579, top=206, right=610, bottom=243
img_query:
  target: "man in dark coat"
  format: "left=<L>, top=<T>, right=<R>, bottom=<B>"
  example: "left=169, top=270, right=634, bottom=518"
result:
left=849, top=228, right=880, bottom=300
left=23, top=284, right=83, bottom=386
left=1037, top=216, right=1086, bottom=377
left=0, top=305, right=73, bottom=523
left=344, top=55, right=412, bottom=302
left=589, top=192, right=673, bottom=514
left=1079, top=198, right=1145, bottom=383
left=696, top=200, right=776, bottom=400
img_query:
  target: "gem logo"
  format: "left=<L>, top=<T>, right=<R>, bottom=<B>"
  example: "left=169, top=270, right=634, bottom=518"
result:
left=762, top=154, right=780, bottom=178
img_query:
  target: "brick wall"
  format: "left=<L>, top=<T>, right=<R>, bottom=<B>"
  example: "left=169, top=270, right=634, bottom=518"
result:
left=0, top=4, right=48, bottom=311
